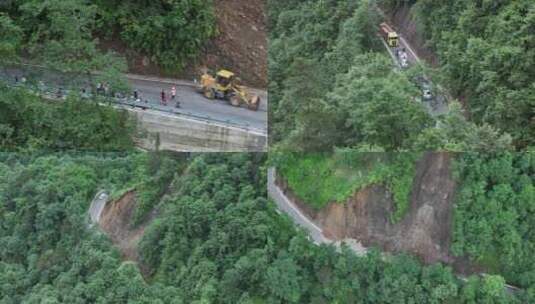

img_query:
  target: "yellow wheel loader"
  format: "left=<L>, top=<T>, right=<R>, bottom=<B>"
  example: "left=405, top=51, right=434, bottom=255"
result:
left=198, top=69, right=261, bottom=111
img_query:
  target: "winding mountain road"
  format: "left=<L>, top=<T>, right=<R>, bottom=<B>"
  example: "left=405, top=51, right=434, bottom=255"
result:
left=267, top=168, right=368, bottom=254
left=269, top=167, right=521, bottom=294
left=89, top=190, right=109, bottom=225
left=375, top=6, right=449, bottom=117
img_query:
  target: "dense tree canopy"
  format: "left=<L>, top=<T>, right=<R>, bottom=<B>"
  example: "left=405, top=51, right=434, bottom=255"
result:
left=381, top=0, right=535, bottom=149
left=452, top=153, right=535, bottom=292
left=269, top=0, right=528, bottom=152
left=0, top=85, right=136, bottom=151
left=0, top=0, right=215, bottom=74
left=94, top=0, right=216, bottom=71
left=1, top=153, right=529, bottom=303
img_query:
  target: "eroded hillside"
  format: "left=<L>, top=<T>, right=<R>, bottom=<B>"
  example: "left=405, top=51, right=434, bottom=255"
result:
left=195, top=0, right=267, bottom=87
left=124, top=0, right=267, bottom=87
left=275, top=152, right=490, bottom=276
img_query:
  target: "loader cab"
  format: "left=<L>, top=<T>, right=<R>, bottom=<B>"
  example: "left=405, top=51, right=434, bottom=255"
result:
left=388, top=32, right=399, bottom=47
left=215, top=70, right=235, bottom=90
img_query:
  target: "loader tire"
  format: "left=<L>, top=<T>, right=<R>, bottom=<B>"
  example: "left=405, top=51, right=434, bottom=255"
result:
left=230, top=95, right=241, bottom=107
left=204, top=89, right=215, bottom=99
left=248, top=96, right=260, bottom=111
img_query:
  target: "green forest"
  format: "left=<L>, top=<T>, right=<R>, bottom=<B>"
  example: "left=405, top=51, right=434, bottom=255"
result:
left=268, top=0, right=533, bottom=152
left=273, top=152, right=418, bottom=222
left=0, top=0, right=215, bottom=73
left=274, top=151, right=535, bottom=301
left=0, top=0, right=534, bottom=303
left=1, top=152, right=529, bottom=303
left=452, top=153, right=535, bottom=291
left=0, top=84, right=136, bottom=151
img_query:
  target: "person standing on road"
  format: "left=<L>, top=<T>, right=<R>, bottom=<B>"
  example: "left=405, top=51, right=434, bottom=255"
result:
left=171, top=86, right=176, bottom=101
left=134, top=89, right=139, bottom=101
left=104, top=82, right=110, bottom=96
left=161, top=89, right=167, bottom=106
left=171, top=85, right=179, bottom=108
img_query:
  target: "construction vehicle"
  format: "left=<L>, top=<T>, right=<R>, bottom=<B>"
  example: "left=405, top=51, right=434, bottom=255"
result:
left=198, top=69, right=261, bottom=111
left=380, top=22, right=399, bottom=47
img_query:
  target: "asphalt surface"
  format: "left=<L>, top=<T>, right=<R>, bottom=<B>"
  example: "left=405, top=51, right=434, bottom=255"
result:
left=270, top=169, right=521, bottom=292
left=380, top=32, right=449, bottom=117
left=0, top=65, right=267, bottom=131
left=268, top=168, right=328, bottom=245
left=268, top=168, right=368, bottom=254
left=88, top=190, right=109, bottom=224
left=127, top=78, right=267, bottom=130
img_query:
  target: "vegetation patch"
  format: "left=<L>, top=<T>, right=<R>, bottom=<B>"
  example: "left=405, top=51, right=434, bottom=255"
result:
left=0, top=84, right=135, bottom=151
left=274, top=152, right=419, bottom=222
left=269, top=0, right=516, bottom=152
left=451, top=152, right=535, bottom=289
left=0, top=153, right=526, bottom=303
left=0, top=0, right=216, bottom=75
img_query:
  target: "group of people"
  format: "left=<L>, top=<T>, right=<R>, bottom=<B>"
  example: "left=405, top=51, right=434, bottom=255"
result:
left=96, top=82, right=110, bottom=96
left=159, top=85, right=179, bottom=108
left=132, top=85, right=180, bottom=108
left=11, top=74, right=181, bottom=108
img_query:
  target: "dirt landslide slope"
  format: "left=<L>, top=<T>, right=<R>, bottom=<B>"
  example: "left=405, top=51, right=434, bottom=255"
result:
left=196, top=0, right=267, bottom=88
left=277, top=153, right=460, bottom=266
left=98, top=190, right=154, bottom=276
left=123, top=0, right=267, bottom=88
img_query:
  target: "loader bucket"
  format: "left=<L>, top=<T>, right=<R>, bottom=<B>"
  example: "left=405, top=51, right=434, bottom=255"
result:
left=248, top=95, right=260, bottom=111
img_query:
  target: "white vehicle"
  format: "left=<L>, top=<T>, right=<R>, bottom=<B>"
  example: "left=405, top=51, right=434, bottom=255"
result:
left=423, top=89, right=432, bottom=100
left=398, top=50, right=409, bottom=68
left=422, top=83, right=433, bottom=101
left=400, top=57, right=409, bottom=68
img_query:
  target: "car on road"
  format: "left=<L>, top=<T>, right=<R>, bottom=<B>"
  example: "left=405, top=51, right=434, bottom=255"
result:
left=400, top=57, right=409, bottom=68
left=421, top=82, right=433, bottom=101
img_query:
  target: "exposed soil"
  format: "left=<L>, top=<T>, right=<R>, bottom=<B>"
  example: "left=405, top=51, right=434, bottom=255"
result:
left=98, top=190, right=154, bottom=277
left=277, top=153, right=485, bottom=274
left=196, top=0, right=267, bottom=88
left=99, top=0, right=267, bottom=88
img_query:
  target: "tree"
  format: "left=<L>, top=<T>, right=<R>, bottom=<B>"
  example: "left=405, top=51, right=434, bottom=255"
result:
left=328, top=53, right=433, bottom=150
left=413, top=101, right=513, bottom=151
left=0, top=13, right=22, bottom=62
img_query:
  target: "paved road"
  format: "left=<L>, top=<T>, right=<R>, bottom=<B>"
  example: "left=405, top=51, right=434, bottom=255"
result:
left=268, top=168, right=328, bottom=245
left=375, top=6, right=448, bottom=117
left=268, top=168, right=368, bottom=254
left=127, top=78, right=267, bottom=130
left=0, top=65, right=267, bottom=131
left=270, top=167, right=521, bottom=293
left=88, top=190, right=109, bottom=224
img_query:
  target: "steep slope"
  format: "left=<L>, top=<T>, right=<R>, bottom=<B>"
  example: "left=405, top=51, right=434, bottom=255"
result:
left=276, top=153, right=460, bottom=266
left=193, top=0, right=267, bottom=88
left=97, top=190, right=155, bottom=276
left=122, top=0, right=267, bottom=88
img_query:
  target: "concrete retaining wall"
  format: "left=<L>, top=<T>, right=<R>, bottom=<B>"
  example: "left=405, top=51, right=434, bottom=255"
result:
left=129, top=108, right=267, bottom=152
